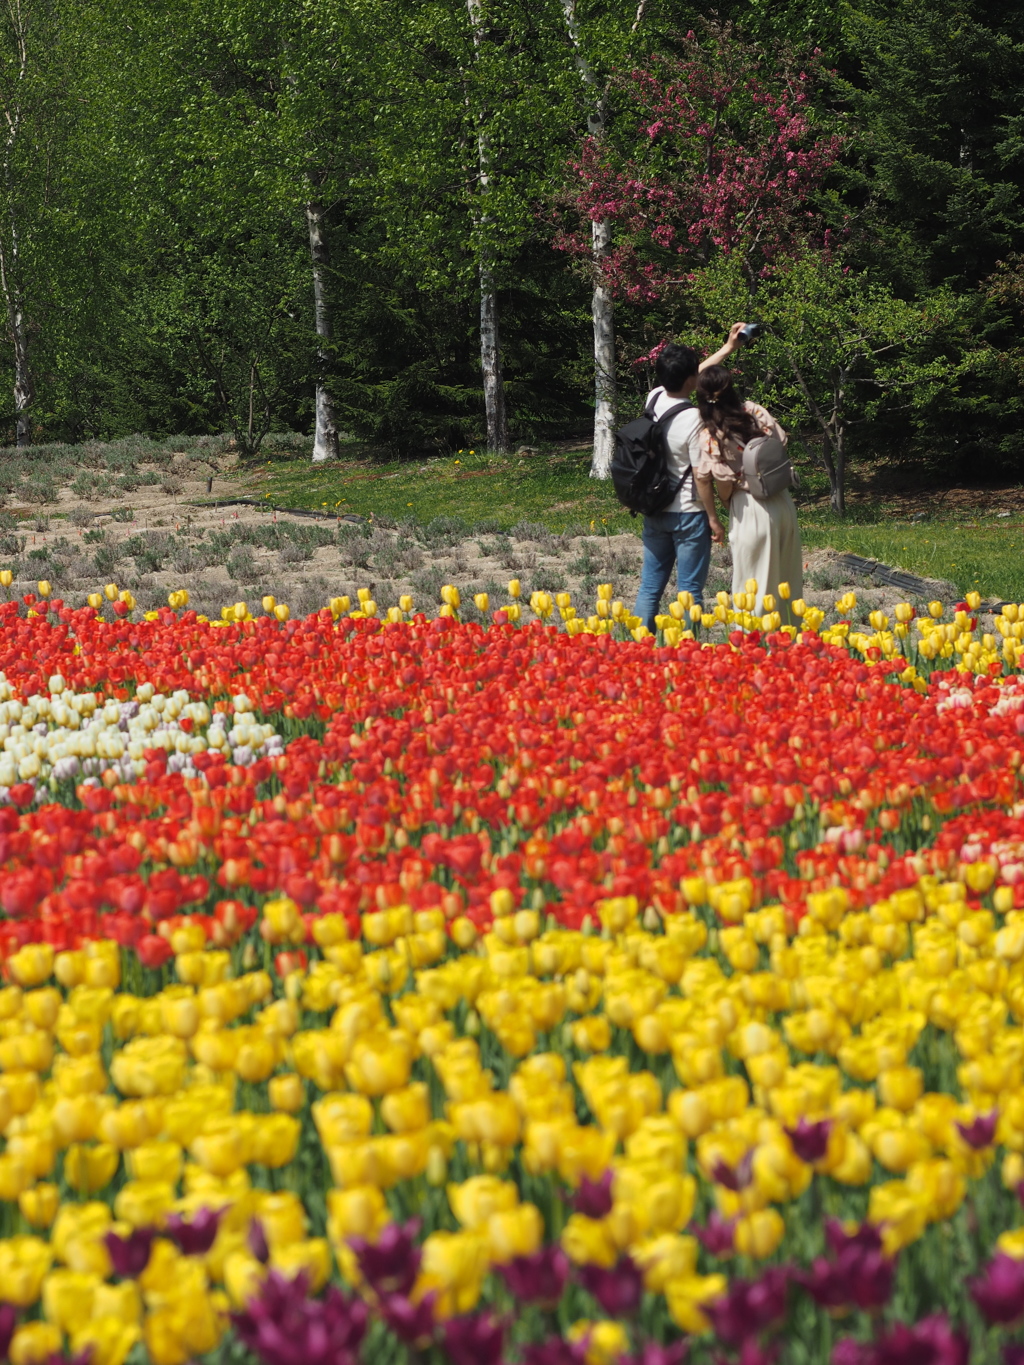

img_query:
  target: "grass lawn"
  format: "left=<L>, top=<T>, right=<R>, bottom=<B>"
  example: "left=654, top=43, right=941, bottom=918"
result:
left=799, top=518, right=1024, bottom=604
left=248, top=446, right=632, bottom=533
left=241, top=445, right=1024, bottom=603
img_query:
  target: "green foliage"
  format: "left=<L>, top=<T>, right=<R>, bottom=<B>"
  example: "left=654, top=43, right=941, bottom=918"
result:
left=0, top=0, right=1014, bottom=500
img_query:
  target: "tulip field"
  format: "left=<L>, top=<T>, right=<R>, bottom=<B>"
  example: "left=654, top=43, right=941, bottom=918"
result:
left=3, top=581, right=1024, bottom=1365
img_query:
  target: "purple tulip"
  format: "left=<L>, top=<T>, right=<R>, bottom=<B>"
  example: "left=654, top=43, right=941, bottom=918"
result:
left=499, top=1246, right=570, bottom=1305
left=444, top=1313, right=505, bottom=1365
left=784, top=1117, right=832, bottom=1163
left=970, top=1252, right=1024, bottom=1325
left=831, top=1341, right=871, bottom=1365
left=955, top=1111, right=999, bottom=1150
left=164, top=1206, right=225, bottom=1256
left=694, top=1211, right=736, bottom=1257
left=104, top=1226, right=155, bottom=1278
left=249, top=1218, right=270, bottom=1264
left=232, top=1269, right=368, bottom=1365
left=349, top=1219, right=422, bottom=1299
left=521, top=1338, right=589, bottom=1365
left=824, top=1220, right=883, bottom=1259
left=871, top=1315, right=968, bottom=1365
left=798, top=1224, right=893, bottom=1315
left=381, top=1293, right=437, bottom=1348
left=711, top=1150, right=753, bottom=1192
left=578, top=1256, right=644, bottom=1316
left=0, top=1305, right=15, bottom=1359
left=704, top=1268, right=789, bottom=1348
left=622, top=1342, right=688, bottom=1365
left=728, top=1342, right=780, bottom=1365
left=571, top=1171, right=613, bottom=1219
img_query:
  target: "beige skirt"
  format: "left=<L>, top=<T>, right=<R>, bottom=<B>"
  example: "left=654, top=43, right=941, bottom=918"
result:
left=728, top=488, right=803, bottom=623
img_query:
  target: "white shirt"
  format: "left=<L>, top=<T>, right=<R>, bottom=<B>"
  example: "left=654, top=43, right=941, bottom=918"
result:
left=645, top=386, right=704, bottom=514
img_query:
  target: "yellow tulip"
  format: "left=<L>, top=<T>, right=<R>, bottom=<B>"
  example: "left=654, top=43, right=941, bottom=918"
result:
left=486, top=1202, right=544, bottom=1263
left=448, top=1175, right=519, bottom=1229
left=7, top=942, right=55, bottom=987
left=52, top=1201, right=112, bottom=1264
left=268, top=1073, right=305, bottom=1113
left=270, top=1238, right=332, bottom=1292
left=42, top=1268, right=100, bottom=1332
left=64, top=1142, right=120, bottom=1193
left=10, top=1322, right=63, bottom=1365
left=734, top=1208, right=785, bottom=1258
left=344, top=1031, right=415, bottom=1096
left=250, top=1113, right=300, bottom=1168
left=381, top=1082, right=431, bottom=1133
left=665, top=1273, right=729, bottom=1333
left=72, top=1317, right=141, bottom=1365
left=561, top=1213, right=618, bottom=1268
left=126, top=1141, right=183, bottom=1185
left=113, top=1179, right=176, bottom=1227
left=568, top=1320, right=630, bottom=1365
left=326, top=1185, right=390, bottom=1244
left=0, top=1236, right=53, bottom=1306
left=416, top=1229, right=488, bottom=1319
left=0, top=1152, right=31, bottom=1200
left=255, top=1191, right=307, bottom=1248
left=19, top=1182, right=60, bottom=1227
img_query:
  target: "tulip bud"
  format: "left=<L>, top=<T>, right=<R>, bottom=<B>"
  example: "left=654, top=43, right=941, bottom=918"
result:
left=399, top=594, right=413, bottom=612
left=426, top=1145, right=448, bottom=1187
left=474, top=593, right=489, bottom=612
left=0, top=569, right=11, bottom=587
left=966, top=590, right=981, bottom=610
left=269, top=1073, right=305, bottom=1113
left=451, top=917, right=477, bottom=949
left=104, top=583, right=118, bottom=601
left=37, top=581, right=51, bottom=598
left=357, top=587, right=371, bottom=604
left=761, top=593, right=775, bottom=612
left=928, top=600, right=944, bottom=618
left=508, top=579, right=521, bottom=599
left=262, top=595, right=276, bottom=612
left=274, top=604, right=290, bottom=622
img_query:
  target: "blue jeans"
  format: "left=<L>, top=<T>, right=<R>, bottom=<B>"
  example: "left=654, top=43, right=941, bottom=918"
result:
left=634, top=510, right=711, bottom=633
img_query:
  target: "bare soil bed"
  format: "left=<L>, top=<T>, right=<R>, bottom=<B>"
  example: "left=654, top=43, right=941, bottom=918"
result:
left=0, top=436, right=976, bottom=627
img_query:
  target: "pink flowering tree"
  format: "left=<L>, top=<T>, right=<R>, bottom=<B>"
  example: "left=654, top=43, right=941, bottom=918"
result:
left=557, top=26, right=844, bottom=305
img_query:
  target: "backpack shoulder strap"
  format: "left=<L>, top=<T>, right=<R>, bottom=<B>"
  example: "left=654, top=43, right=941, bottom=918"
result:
left=654, top=400, right=692, bottom=427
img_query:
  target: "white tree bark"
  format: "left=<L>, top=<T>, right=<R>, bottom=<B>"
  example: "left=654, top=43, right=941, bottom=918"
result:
left=466, top=0, right=509, bottom=454
left=0, top=0, right=32, bottom=447
left=305, top=197, right=339, bottom=463
left=591, top=217, right=616, bottom=477
left=558, top=0, right=617, bottom=479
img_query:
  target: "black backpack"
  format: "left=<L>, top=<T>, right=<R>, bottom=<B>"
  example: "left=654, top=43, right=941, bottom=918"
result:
left=610, top=396, right=693, bottom=516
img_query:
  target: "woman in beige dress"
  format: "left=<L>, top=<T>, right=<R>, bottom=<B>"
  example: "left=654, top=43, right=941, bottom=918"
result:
left=692, top=365, right=803, bottom=621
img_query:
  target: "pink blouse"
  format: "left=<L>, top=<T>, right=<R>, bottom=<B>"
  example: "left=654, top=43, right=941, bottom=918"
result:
left=693, top=401, right=788, bottom=486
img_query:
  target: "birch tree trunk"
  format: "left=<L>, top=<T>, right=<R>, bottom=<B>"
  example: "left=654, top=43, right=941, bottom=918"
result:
left=305, top=197, right=339, bottom=463
left=466, top=0, right=509, bottom=454
left=590, top=217, right=616, bottom=477
left=558, top=0, right=616, bottom=478
left=0, top=0, right=32, bottom=447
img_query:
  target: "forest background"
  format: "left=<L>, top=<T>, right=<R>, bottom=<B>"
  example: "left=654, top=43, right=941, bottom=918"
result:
left=3, top=0, right=1024, bottom=514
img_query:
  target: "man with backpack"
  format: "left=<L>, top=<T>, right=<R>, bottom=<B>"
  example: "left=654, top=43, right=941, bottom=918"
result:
left=622, top=323, right=748, bottom=634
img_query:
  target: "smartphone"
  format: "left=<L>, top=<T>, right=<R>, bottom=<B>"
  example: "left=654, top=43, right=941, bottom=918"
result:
left=739, top=322, right=761, bottom=342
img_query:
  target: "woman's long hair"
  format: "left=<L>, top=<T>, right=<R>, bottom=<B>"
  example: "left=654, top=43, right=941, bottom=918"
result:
left=695, top=365, right=760, bottom=449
